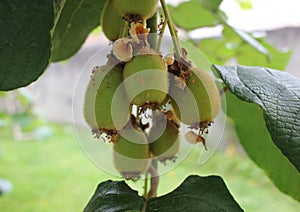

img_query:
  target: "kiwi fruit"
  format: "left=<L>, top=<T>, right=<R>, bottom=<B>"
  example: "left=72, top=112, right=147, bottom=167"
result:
left=169, top=68, right=220, bottom=126
left=101, top=0, right=124, bottom=41
left=122, top=54, right=168, bottom=107
left=148, top=111, right=180, bottom=163
left=83, top=65, right=129, bottom=133
left=113, top=125, right=151, bottom=179
left=113, top=0, right=158, bottom=20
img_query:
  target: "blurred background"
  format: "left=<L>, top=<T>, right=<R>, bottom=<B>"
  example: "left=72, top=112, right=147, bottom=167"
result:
left=1, top=0, right=300, bottom=211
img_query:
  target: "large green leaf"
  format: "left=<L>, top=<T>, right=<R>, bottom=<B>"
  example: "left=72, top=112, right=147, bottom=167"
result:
left=0, top=0, right=54, bottom=91
left=213, top=65, right=300, bottom=171
left=85, top=176, right=242, bottom=211
left=147, top=175, right=243, bottom=211
left=212, top=65, right=300, bottom=200
left=169, top=0, right=217, bottom=31
left=51, top=0, right=106, bottom=62
left=84, top=180, right=145, bottom=212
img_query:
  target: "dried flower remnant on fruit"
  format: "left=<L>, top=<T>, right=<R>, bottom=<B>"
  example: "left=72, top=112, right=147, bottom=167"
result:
left=163, top=54, right=174, bottom=66
left=139, top=102, right=162, bottom=114
left=189, top=121, right=213, bottom=135
left=185, top=131, right=207, bottom=150
left=113, top=37, right=133, bottom=62
left=91, top=128, right=119, bottom=143
left=164, top=110, right=180, bottom=127
left=168, top=48, right=193, bottom=82
left=129, top=22, right=150, bottom=45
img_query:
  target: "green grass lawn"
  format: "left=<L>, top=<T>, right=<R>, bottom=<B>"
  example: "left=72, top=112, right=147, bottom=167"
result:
left=0, top=124, right=299, bottom=211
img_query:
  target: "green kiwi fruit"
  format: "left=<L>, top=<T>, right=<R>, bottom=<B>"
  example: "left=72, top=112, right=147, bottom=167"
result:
left=83, top=65, right=129, bottom=133
left=122, top=54, right=168, bottom=107
left=113, top=0, right=158, bottom=20
left=169, top=68, right=220, bottom=125
left=113, top=126, right=151, bottom=179
left=148, top=111, right=180, bottom=163
left=101, top=0, right=124, bottom=41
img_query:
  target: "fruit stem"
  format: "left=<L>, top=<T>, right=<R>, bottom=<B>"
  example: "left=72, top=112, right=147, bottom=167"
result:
left=156, top=16, right=167, bottom=51
left=146, top=164, right=159, bottom=199
left=119, top=19, right=129, bottom=38
left=160, top=0, right=181, bottom=57
left=143, top=172, right=149, bottom=197
left=147, top=12, right=158, bottom=49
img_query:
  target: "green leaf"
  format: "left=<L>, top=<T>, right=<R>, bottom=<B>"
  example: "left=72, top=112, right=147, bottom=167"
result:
left=86, top=176, right=243, bottom=211
left=236, top=39, right=291, bottom=70
left=224, top=92, right=300, bottom=201
left=222, top=26, right=291, bottom=69
left=222, top=25, right=270, bottom=57
left=232, top=28, right=269, bottom=56
left=147, top=175, right=243, bottom=211
left=212, top=65, right=300, bottom=200
left=169, top=0, right=217, bottom=31
left=213, top=65, right=300, bottom=172
left=197, top=27, right=290, bottom=69
left=197, top=38, right=235, bottom=65
left=51, top=0, right=106, bottom=62
left=84, top=180, right=145, bottom=212
left=200, top=0, right=223, bottom=11
left=52, top=0, right=67, bottom=35
left=0, top=0, right=54, bottom=91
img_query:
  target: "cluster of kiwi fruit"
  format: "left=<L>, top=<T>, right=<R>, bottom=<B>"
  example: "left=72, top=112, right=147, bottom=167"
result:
left=84, top=0, right=221, bottom=179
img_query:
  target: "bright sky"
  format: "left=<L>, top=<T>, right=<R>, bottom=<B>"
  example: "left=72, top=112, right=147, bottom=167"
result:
left=221, top=0, right=300, bottom=30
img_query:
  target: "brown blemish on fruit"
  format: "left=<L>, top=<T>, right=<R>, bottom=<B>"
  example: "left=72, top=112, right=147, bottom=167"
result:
left=139, top=77, right=145, bottom=87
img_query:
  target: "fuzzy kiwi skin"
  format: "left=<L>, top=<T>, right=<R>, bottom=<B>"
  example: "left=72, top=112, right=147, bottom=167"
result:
left=113, top=0, right=158, bottom=20
left=83, top=65, right=129, bottom=131
left=122, top=54, right=168, bottom=106
left=113, top=127, right=151, bottom=179
left=148, top=112, right=180, bottom=163
left=101, top=0, right=124, bottom=41
left=170, top=68, right=221, bottom=125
